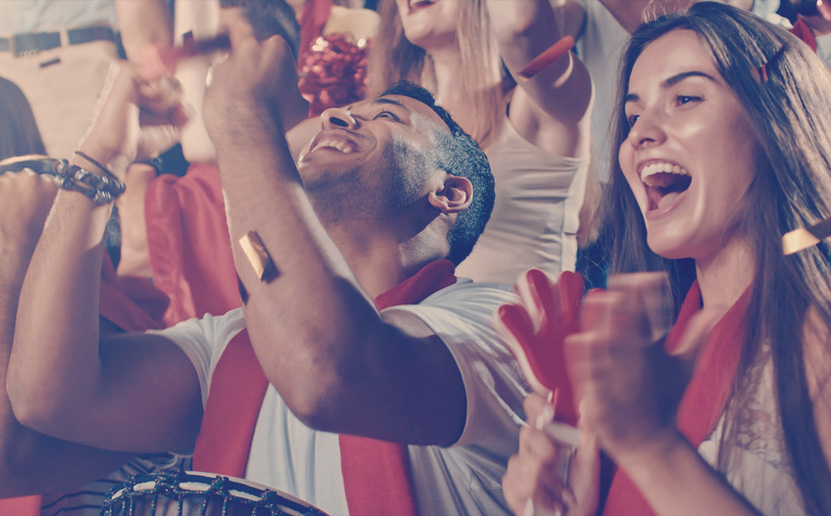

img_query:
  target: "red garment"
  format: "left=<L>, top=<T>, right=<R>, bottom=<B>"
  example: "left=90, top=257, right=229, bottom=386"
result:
left=601, top=281, right=748, bottom=515
left=299, top=0, right=333, bottom=63
left=192, top=259, right=457, bottom=516
left=790, top=16, right=818, bottom=53
left=145, top=163, right=240, bottom=326
left=0, top=496, right=39, bottom=516
left=99, top=253, right=168, bottom=332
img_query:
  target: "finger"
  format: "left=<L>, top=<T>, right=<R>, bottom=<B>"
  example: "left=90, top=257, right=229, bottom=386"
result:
left=564, top=331, right=610, bottom=411
left=608, top=272, right=671, bottom=343
left=497, top=303, right=535, bottom=342
left=519, top=424, right=559, bottom=462
left=558, top=270, right=585, bottom=330
left=564, top=431, right=600, bottom=513
left=523, top=392, right=553, bottom=425
left=497, top=304, right=552, bottom=395
left=503, top=454, right=568, bottom=516
left=669, top=306, right=722, bottom=368
left=137, top=76, right=184, bottom=115
left=515, top=269, right=552, bottom=334
left=578, top=290, right=614, bottom=333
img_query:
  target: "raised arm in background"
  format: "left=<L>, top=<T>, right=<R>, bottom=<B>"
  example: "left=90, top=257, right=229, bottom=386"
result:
left=115, top=0, right=174, bottom=61
left=486, top=0, right=593, bottom=158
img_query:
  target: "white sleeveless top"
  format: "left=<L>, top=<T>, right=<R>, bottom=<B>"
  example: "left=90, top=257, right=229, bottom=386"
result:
left=456, top=119, right=589, bottom=284
left=698, top=347, right=805, bottom=514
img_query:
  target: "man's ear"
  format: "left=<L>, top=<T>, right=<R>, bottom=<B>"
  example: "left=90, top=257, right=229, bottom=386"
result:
left=428, top=175, right=473, bottom=214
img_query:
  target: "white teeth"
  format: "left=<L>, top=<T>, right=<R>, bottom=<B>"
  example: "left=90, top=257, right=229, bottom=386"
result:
left=639, top=161, right=689, bottom=183
left=315, top=139, right=356, bottom=154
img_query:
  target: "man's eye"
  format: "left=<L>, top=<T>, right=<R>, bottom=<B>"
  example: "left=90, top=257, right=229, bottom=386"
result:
left=374, top=110, right=400, bottom=121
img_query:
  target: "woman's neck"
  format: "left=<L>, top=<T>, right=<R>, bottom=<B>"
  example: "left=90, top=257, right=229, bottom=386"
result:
left=426, top=48, right=480, bottom=138
left=428, top=47, right=464, bottom=104
left=695, top=238, right=755, bottom=312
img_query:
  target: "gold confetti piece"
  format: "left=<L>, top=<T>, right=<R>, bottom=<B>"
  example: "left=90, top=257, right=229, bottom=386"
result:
left=239, top=230, right=277, bottom=281
left=783, top=217, right=831, bottom=255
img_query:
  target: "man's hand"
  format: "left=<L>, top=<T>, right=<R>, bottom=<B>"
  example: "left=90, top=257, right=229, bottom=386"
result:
left=202, top=35, right=310, bottom=153
left=78, top=64, right=188, bottom=178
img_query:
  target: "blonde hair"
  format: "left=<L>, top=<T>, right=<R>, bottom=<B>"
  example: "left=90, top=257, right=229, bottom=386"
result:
left=368, top=0, right=506, bottom=147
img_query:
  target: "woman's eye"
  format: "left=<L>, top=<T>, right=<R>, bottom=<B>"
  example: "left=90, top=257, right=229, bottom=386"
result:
left=676, top=95, right=701, bottom=106
left=626, top=114, right=640, bottom=127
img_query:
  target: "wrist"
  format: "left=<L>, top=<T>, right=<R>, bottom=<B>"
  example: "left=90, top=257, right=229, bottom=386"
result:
left=74, top=146, right=132, bottom=180
left=612, top=428, right=688, bottom=482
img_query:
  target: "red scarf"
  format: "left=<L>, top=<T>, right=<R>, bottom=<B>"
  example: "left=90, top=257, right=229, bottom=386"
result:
left=145, top=163, right=240, bottom=327
left=601, top=281, right=748, bottom=515
left=193, top=259, right=457, bottom=516
left=99, top=253, right=168, bottom=332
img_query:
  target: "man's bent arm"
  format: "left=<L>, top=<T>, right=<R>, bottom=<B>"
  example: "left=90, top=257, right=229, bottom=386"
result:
left=204, top=36, right=467, bottom=446
left=0, top=173, right=133, bottom=496
left=8, top=69, right=203, bottom=454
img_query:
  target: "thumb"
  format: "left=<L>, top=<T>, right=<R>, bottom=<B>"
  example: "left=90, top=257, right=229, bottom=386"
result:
left=670, top=307, right=723, bottom=371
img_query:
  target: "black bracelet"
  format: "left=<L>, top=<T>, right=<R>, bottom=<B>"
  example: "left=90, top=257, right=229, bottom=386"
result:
left=74, top=150, right=117, bottom=179
left=52, top=159, right=126, bottom=204
left=132, top=156, right=164, bottom=175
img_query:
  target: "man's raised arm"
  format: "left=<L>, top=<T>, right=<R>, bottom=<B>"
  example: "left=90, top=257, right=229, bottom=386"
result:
left=202, top=36, right=469, bottom=446
left=7, top=66, right=203, bottom=455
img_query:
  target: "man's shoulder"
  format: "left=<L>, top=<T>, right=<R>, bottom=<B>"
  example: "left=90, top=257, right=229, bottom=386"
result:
left=380, top=279, right=517, bottom=347
left=152, top=307, right=246, bottom=354
left=421, top=278, right=516, bottom=306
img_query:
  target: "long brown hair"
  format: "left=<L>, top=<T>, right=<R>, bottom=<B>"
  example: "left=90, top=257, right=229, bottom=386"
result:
left=599, top=3, right=831, bottom=512
left=0, top=77, right=46, bottom=161
left=367, top=0, right=505, bottom=147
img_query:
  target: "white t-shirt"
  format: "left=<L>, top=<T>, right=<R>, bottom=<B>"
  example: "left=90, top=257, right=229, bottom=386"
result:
left=160, top=279, right=527, bottom=516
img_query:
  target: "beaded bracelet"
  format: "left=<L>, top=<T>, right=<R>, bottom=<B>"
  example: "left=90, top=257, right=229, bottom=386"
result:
left=50, top=159, right=126, bottom=204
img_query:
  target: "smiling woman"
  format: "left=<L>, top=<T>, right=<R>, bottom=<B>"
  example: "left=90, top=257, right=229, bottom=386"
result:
left=619, top=28, right=761, bottom=262
left=596, top=2, right=831, bottom=514
left=501, top=2, right=831, bottom=516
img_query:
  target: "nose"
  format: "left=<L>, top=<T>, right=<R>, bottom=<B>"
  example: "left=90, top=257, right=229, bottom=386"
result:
left=626, top=109, right=666, bottom=149
left=321, top=107, right=358, bottom=129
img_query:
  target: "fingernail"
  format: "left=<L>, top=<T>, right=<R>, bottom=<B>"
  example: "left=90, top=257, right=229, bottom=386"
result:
left=535, top=404, right=554, bottom=430
left=523, top=498, right=535, bottom=516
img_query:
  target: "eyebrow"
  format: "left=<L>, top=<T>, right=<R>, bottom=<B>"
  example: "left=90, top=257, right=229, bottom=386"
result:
left=373, top=97, right=409, bottom=110
left=346, top=97, right=410, bottom=112
left=624, top=70, right=718, bottom=103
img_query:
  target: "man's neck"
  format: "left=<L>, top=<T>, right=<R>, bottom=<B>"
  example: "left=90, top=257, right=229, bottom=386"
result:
left=325, top=225, right=413, bottom=299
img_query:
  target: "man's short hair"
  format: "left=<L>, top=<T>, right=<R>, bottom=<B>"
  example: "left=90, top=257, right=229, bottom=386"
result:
left=219, top=0, right=301, bottom=59
left=380, top=81, right=494, bottom=265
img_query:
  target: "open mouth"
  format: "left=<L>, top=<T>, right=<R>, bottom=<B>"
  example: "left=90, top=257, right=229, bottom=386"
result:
left=311, top=138, right=359, bottom=154
left=640, top=162, right=692, bottom=211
